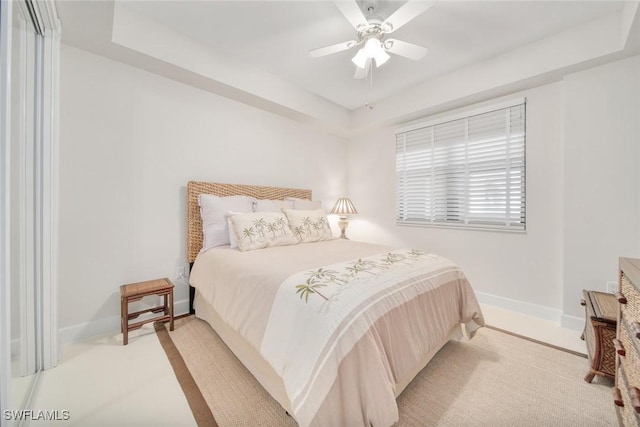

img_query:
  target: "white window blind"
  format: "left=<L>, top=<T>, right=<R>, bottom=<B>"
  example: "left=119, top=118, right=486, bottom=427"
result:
left=396, top=100, right=526, bottom=231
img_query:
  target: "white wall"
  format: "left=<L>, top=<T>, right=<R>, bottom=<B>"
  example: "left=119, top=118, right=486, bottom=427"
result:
left=57, top=44, right=348, bottom=343
left=347, top=55, right=640, bottom=325
left=57, top=42, right=640, bottom=343
left=563, top=55, right=640, bottom=323
left=348, top=83, right=566, bottom=320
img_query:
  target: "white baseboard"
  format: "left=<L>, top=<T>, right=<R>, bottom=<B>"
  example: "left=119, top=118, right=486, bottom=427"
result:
left=560, top=314, right=585, bottom=331
left=58, top=293, right=585, bottom=348
left=58, top=298, right=190, bottom=348
left=475, top=291, right=565, bottom=324
left=477, top=291, right=585, bottom=331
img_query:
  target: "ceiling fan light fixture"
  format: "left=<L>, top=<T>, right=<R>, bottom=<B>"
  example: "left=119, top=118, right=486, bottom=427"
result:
left=351, top=48, right=368, bottom=69
left=364, top=37, right=383, bottom=57
left=374, top=49, right=390, bottom=67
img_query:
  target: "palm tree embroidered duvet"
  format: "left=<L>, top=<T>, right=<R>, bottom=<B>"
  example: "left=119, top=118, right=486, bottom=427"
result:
left=190, top=239, right=484, bottom=427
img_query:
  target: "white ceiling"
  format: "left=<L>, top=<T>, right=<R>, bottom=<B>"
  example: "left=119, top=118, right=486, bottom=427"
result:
left=121, top=0, right=623, bottom=110
left=56, top=0, right=640, bottom=134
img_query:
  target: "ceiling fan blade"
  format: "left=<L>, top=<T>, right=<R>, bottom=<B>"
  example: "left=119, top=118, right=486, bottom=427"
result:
left=354, top=58, right=371, bottom=79
left=385, top=39, right=429, bottom=60
left=309, top=40, right=357, bottom=58
left=382, top=0, right=436, bottom=33
left=334, top=0, right=368, bottom=30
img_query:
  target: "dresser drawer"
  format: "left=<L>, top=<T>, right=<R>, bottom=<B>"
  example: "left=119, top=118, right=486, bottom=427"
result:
left=619, top=319, right=640, bottom=387
left=621, top=273, right=640, bottom=324
left=616, top=365, right=640, bottom=427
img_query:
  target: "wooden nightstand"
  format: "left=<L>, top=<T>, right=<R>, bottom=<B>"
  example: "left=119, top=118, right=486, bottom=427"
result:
left=120, top=278, right=174, bottom=345
left=581, top=289, right=617, bottom=382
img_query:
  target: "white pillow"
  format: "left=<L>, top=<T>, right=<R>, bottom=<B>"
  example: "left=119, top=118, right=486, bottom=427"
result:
left=282, top=208, right=334, bottom=243
left=228, top=212, right=298, bottom=251
left=253, top=199, right=294, bottom=212
left=198, top=194, right=255, bottom=251
left=285, top=197, right=322, bottom=210
left=227, top=214, right=239, bottom=249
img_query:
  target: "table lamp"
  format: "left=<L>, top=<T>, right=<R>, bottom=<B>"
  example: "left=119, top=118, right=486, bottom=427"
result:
left=330, top=197, right=358, bottom=239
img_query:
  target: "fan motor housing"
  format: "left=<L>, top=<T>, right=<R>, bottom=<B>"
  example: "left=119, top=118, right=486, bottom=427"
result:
left=357, top=18, right=386, bottom=44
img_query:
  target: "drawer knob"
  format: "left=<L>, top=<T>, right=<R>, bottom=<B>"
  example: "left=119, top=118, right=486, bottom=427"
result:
left=631, top=387, right=640, bottom=413
left=632, top=322, right=640, bottom=340
left=580, top=298, right=586, bottom=307
left=616, top=292, right=627, bottom=304
left=613, top=339, right=625, bottom=356
left=613, top=387, right=624, bottom=407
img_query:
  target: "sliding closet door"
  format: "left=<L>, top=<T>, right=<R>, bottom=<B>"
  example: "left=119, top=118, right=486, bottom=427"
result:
left=9, top=0, right=40, bottom=411
left=0, top=0, right=14, bottom=421
left=1, top=0, right=59, bottom=421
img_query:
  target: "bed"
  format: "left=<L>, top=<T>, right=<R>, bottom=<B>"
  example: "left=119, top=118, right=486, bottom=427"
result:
left=186, top=181, right=485, bottom=427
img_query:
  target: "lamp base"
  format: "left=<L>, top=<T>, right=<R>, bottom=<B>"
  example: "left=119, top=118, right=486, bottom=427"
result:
left=338, top=217, right=349, bottom=239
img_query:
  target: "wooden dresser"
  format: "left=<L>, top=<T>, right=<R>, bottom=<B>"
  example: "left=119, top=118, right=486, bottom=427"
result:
left=614, top=257, right=640, bottom=426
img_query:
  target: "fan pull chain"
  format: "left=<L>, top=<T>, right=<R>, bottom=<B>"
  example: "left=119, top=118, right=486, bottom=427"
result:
left=365, top=62, right=374, bottom=110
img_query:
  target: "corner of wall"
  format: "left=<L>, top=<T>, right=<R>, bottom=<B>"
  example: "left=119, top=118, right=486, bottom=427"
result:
left=58, top=298, right=190, bottom=349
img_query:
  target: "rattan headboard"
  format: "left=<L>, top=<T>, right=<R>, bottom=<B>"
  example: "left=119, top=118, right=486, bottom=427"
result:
left=187, top=181, right=312, bottom=263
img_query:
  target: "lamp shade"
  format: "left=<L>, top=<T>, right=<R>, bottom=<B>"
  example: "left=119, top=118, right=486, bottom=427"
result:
left=331, top=198, right=358, bottom=216
left=351, top=49, right=368, bottom=69
left=374, top=49, right=390, bottom=67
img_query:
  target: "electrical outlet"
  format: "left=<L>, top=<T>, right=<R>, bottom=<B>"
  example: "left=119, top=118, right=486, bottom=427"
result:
left=606, top=281, right=618, bottom=294
left=175, top=266, right=185, bottom=279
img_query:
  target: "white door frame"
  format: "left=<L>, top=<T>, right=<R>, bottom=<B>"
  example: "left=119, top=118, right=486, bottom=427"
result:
left=14, top=0, right=38, bottom=379
left=1, top=0, right=15, bottom=422
left=33, top=0, right=60, bottom=371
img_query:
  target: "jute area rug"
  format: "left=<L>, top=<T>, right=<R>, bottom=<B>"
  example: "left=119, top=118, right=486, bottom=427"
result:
left=156, top=316, right=617, bottom=427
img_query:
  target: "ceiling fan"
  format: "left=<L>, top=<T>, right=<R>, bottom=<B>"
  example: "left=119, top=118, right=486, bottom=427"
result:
left=309, top=0, right=435, bottom=79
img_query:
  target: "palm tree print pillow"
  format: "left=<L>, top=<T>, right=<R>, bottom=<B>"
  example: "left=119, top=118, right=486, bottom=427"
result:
left=228, top=212, right=298, bottom=251
left=283, top=209, right=334, bottom=243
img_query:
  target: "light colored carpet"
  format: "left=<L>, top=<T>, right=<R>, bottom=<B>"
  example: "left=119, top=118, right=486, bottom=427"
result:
left=157, top=316, right=617, bottom=426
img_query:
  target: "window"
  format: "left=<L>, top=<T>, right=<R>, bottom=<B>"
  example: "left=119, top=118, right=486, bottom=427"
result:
left=396, top=99, right=526, bottom=231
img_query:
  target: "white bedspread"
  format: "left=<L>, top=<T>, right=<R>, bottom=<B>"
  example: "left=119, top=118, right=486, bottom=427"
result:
left=190, top=239, right=484, bottom=427
left=190, top=240, right=396, bottom=348
left=261, top=249, right=479, bottom=426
